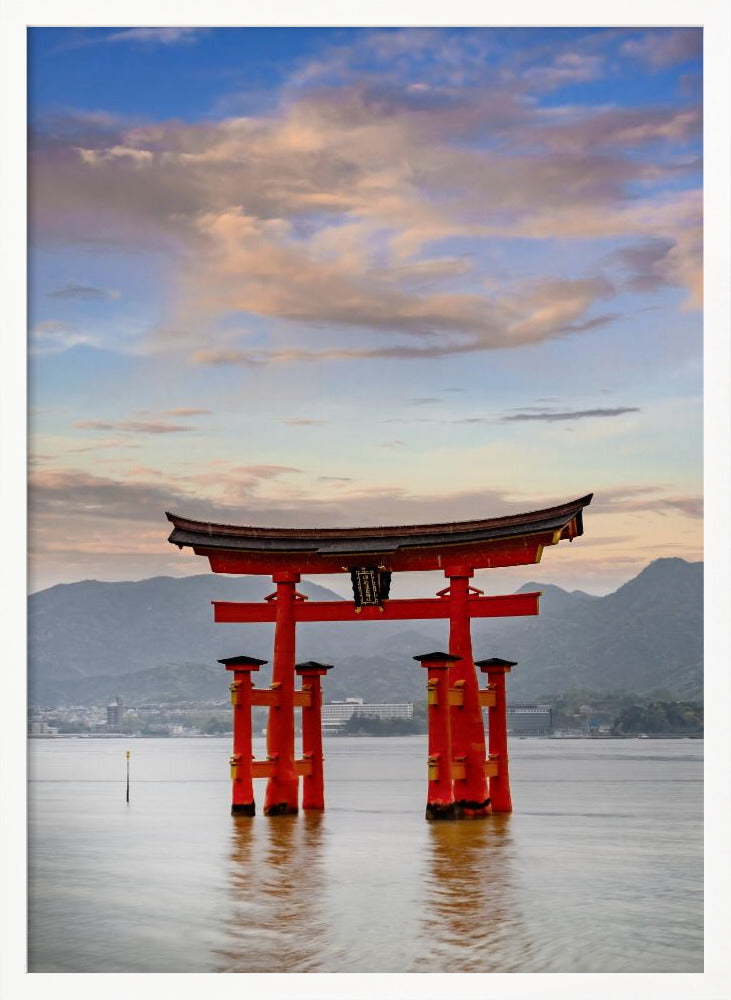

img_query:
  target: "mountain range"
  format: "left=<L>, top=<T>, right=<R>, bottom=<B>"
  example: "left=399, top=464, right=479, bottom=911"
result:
left=28, top=558, right=703, bottom=706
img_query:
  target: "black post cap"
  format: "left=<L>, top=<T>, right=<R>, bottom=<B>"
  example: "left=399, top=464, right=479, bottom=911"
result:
left=473, top=657, right=517, bottom=668
left=217, top=655, right=268, bottom=666
left=413, top=651, right=463, bottom=663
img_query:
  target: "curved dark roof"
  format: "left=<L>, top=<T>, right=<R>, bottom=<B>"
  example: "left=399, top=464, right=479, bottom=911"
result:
left=166, top=494, right=592, bottom=557
left=217, top=655, right=267, bottom=666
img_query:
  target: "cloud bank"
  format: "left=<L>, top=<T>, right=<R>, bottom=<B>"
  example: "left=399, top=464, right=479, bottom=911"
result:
left=29, top=29, right=702, bottom=366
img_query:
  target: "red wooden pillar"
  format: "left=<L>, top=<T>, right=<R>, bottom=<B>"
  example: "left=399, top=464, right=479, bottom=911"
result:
left=414, top=652, right=462, bottom=820
left=264, top=571, right=300, bottom=815
left=444, top=566, right=491, bottom=817
left=476, top=657, right=516, bottom=813
left=295, top=660, right=333, bottom=811
left=219, top=654, right=267, bottom=816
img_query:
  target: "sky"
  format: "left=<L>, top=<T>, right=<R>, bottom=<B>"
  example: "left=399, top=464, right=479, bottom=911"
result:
left=26, top=25, right=704, bottom=597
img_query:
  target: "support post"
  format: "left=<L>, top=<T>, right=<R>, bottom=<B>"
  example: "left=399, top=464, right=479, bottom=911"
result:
left=264, top=572, right=301, bottom=815
left=295, top=661, right=333, bottom=810
left=476, top=658, right=516, bottom=813
left=219, top=654, right=267, bottom=816
left=414, top=652, right=462, bottom=820
left=444, top=567, right=491, bottom=817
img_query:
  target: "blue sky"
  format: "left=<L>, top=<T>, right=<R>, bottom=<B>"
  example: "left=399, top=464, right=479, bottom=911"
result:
left=27, top=26, right=703, bottom=595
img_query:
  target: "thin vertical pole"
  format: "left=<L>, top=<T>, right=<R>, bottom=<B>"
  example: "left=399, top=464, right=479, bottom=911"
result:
left=445, top=566, right=490, bottom=817
left=125, top=750, right=130, bottom=803
left=264, top=572, right=300, bottom=815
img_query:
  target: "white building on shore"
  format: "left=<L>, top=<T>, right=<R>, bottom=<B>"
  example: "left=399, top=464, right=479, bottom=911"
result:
left=322, top=698, right=413, bottom=732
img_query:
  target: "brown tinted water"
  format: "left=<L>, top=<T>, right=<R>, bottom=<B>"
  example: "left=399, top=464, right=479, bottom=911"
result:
left=28, top=736, right=702, bottom=972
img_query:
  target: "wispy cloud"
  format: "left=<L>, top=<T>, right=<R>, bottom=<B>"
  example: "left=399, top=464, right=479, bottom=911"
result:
left=521, top=51, right=605, bottom=90
left=162, top=408, right=212, bottom=417
left=621, top=29, right=702, bottom=70
left=74, top=419, right=195, bottom=434
left=64, top=27, right=207, bottom=50
left=281, top=418, right=329, bottom=426
left=186, top=276, right=617, bottom=366
left=72, top=407, right=212, bottom=434
left=590, top=485, right=703, bottom=519
left=30, top=321, right=99, bottom=354
left=104, top=27, right=204, bottom=45
left=502, top=407, right=640, bottom=423
left=231, top=464, right=302, bottom=479
left=660, top=496, right=703, bottom=519
left=46, top=283, right=121, bottom=301
left=66, top=438, right=141, bottom=454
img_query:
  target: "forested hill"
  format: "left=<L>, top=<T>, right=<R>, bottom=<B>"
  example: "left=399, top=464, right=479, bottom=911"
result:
left=29, top=558, right=702, bottom=706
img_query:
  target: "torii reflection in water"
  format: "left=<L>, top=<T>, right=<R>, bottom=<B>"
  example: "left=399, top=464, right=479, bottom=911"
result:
left=215, top=812, right=334, bottom=973
left=412, top=814, right=539, bottom=973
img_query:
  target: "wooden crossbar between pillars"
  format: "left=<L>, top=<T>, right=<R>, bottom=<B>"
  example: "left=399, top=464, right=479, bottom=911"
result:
left=250, top=689, right=313, bottom=708
left=251, top=759, right=314, bottom=779
left=213, top=592, right=541, bottom=624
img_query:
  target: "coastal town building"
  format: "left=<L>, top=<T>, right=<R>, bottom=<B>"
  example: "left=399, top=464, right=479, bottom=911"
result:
left=507, top=705, right=553, bottom=735
left=322, top=699, right=414, bottom=732
left=106, top=697, right=124, bottom=731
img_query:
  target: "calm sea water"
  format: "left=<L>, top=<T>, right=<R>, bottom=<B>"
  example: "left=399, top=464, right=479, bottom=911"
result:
left=28, top=736, right=703, bottom=973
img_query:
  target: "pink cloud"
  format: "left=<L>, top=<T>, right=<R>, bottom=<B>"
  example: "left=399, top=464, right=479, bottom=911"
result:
left=74, top=419, right=194, bottom=434
left=29, top=39, right=702, bottom=363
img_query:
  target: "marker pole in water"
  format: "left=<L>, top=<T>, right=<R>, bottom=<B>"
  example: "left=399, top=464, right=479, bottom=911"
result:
left=126, top=750, right=130, bottom=803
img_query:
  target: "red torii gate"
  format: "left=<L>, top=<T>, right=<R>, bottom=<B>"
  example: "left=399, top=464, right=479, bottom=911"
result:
left=166, top=493, right=591, bottom=820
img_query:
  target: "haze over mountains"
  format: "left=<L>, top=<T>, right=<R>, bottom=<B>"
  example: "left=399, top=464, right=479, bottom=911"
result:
left=28, top=558, right=702, bottom=707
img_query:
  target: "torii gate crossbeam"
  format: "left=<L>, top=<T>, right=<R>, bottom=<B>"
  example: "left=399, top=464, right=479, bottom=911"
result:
left=212, top=591, right=541, bottom=623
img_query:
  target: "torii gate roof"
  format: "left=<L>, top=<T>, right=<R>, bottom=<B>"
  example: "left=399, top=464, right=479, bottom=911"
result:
left=165, top=493, right=592, bottom=575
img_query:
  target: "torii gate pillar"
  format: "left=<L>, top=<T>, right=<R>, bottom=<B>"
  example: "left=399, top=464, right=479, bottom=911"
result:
left=295, top=660, right=332, bottom=811
left=220, top=654, right=267, bottom=816
left=263, top=571, right=300, bottom=815
left=445, top=566, right=491, bottom=817
left=477, top=658, right=516, bottom=813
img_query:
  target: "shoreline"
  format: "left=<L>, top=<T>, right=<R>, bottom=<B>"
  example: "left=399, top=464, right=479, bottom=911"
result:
left=28, top=732, right=704, bottom=741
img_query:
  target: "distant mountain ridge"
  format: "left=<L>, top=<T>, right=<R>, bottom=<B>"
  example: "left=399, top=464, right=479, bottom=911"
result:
left=28, top=558, right=702, bottom=705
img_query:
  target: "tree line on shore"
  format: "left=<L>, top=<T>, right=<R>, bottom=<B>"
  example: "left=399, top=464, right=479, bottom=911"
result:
left=545, top=690, right=703, bottom=734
